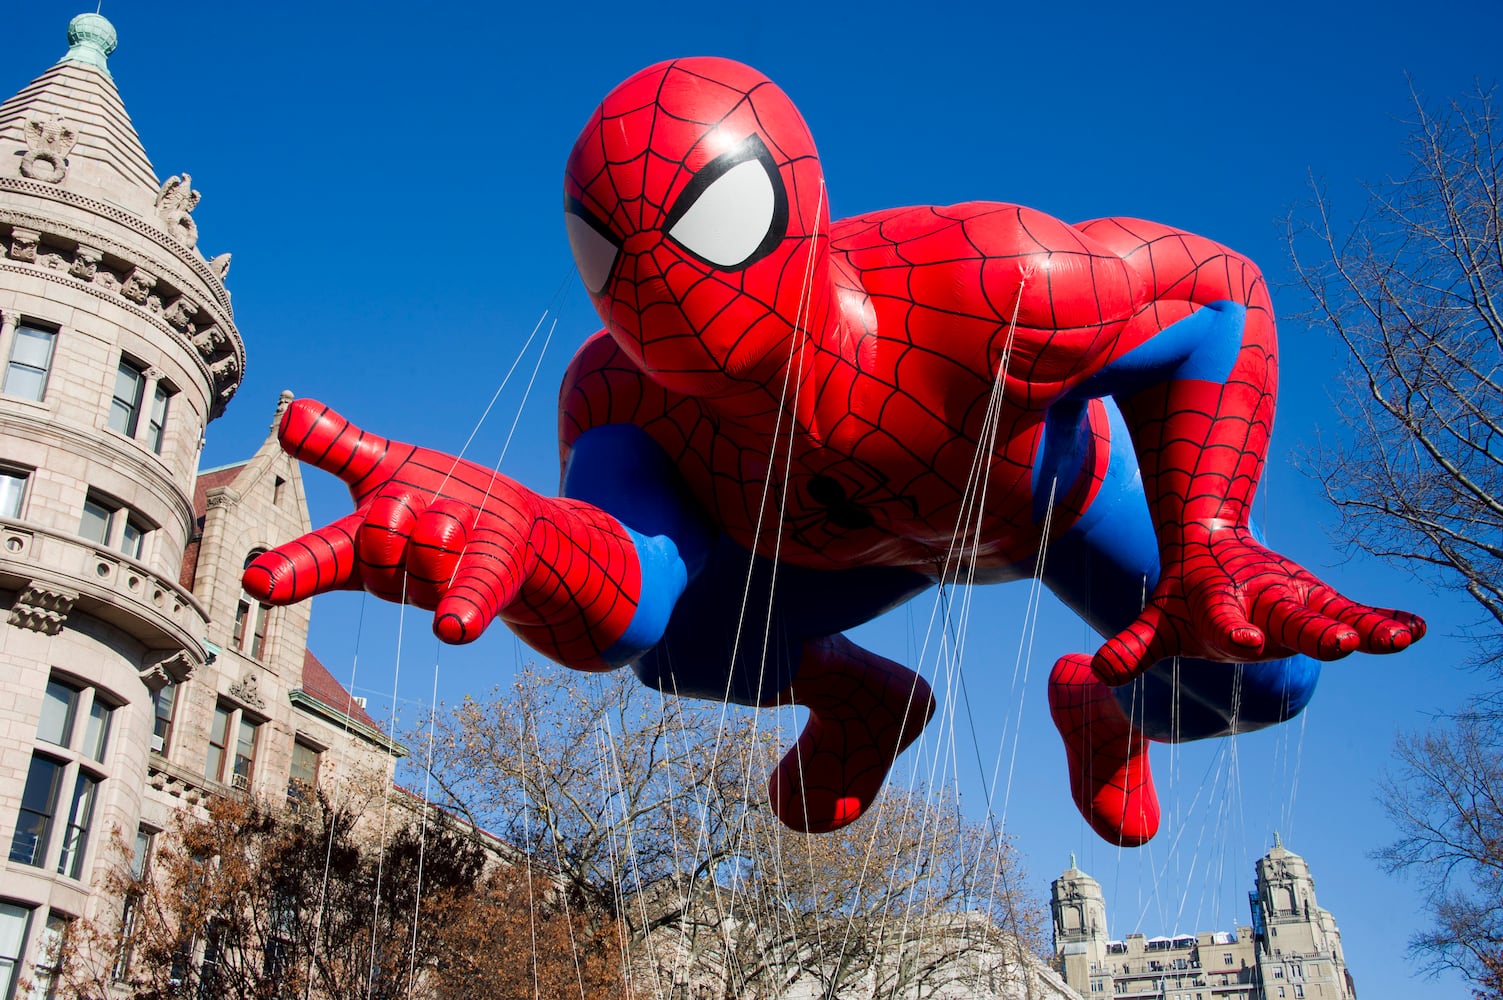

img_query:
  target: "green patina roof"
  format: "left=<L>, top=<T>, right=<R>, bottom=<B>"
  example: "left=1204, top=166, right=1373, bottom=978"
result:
left=61, top=13, right=118, bottom=78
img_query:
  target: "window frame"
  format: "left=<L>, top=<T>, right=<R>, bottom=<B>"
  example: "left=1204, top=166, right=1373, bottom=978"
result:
left=79, top=491, right=153, bottom=561
left=0, top=902, right=33, bottom=1000
left=10, top=675, right=117, bottom=879
left=2, top=323, right=57, bottom=402
left=287, top=740, right=321, bottom=811
left=146, top=381, right=173, bottom=454
left=234, top=550, right=273, bottom=659
left=0, top=468, right=27, bottom=520
left=151, top=683, right=177, bottom=755
left=8, top=753, right=64, bottom=867
left=107, top=357, right=147, bottom=437
left=206, top=701, right=262, bottom=791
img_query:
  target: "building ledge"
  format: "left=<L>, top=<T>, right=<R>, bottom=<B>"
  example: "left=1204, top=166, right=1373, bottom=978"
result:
left=0, top=518, right=209, bottom=656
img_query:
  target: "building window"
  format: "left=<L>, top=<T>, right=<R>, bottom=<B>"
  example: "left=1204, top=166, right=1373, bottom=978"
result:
left=232, top=717, right=258, bottom=791
left=57, top=771, right=100, bottom=878
left=113, top=828, right=155, bottom=982
left=206, top=704, right=231, bottom=782
left=37, top=679, right=80, bottom=748
left=107, top=358, right=146, bottom=436
left=207, top=702, right=260, bottom=790
left=9, top=754, right=63, bottom=866
left=83, top=696, right=113, bottom=763
left=0, top=469, right=26, bottom=519
left=12, top=677, right=115, bottom=878
left=31, top=911, right=67, bottom=998
left=1293, top=988, right=1304, bottom=999
left=146, top=382, right=172, bottom=454
left=3, top=324, right=55, bottom=401
left=288, top=741, right=320, bottom=810
left=80, top=493, right=151, bottom=560
left=152, top=684, right=177, bottom=755
left=78, top=495, right=114, bottom=546
left=232, top=599, right=270, bottom=659
left=0, top=902, right=32, bottom=1000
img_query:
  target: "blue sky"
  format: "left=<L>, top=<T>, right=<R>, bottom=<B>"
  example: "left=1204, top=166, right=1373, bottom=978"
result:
left=9, top=2, right=1500, bottom=995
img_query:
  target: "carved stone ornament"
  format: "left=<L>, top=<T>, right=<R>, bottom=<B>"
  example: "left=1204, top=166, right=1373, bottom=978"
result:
left=20, top=114, right=77, bottom=184
left=69, top=245, right=102, bottom=281
left=162, top=295, right=198, bottom=330
left=7, top=228, right=40, bottom=263
left=155, top=174, right=201, bottom=248
left=227, top=671, right=267, bottom=710
left=205, top=485, right=241, bottom=509
left=209, top=253, right=232, bottom=280
left=209, top=354, right=240, bottom=384
left=9, top=584, right=78, bottom=635
left=192, top=324, right=227, bottom=357
left=120, top=266, right=156, bottom=303
left=140, top=648, right=195, bottom=690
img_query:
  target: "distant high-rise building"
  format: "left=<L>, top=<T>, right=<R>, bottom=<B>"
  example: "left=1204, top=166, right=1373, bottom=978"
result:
left=1052, top=837, right=1354, bottom=1000
left=0, top=14, right=401, bottom=995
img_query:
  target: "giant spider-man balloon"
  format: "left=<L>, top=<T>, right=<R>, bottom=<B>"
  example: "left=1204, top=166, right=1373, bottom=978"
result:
left=246, top=58, right=1423, bottom=846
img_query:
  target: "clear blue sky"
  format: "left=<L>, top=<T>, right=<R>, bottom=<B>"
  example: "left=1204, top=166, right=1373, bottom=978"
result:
left=9, top=2, right=1499, bottom=995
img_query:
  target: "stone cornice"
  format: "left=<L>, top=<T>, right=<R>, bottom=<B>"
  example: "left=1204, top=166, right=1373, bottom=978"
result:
left=0, top=176, right=232, bottom=313
left=0, top=259, right=238, bottom=417
left=0, top=205, right=235, bottom=336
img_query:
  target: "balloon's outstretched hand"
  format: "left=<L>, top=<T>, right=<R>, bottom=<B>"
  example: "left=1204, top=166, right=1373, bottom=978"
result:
left=1090, top=522, right=1426, bottom=686
left=241, top=399, right=536, bottom=644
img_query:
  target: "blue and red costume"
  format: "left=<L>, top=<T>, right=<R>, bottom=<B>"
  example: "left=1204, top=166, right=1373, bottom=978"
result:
left=246, top=58, right=1422, bottom=845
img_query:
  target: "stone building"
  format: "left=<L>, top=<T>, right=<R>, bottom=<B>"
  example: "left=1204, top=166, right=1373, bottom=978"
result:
left=0, top=15, right=401, bottom=996
left=1051, top=837, right=1355, bottom=1000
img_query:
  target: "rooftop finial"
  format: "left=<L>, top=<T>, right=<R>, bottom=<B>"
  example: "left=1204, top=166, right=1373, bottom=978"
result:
left=1069, top=851, right=1077, bottom=871
left=63, top=13, right=117, bottom=77
left=1274, top=831, right=1283, bottom=849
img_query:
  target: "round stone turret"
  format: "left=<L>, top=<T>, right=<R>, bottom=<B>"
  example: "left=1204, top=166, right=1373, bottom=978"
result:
left=0, top=11, right=241, bottom=751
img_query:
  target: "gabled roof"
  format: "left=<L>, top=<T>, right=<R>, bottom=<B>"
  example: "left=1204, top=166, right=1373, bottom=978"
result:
left=299, top=649, right=380, bottom=731
left=0, top=15, right=162, bottom=217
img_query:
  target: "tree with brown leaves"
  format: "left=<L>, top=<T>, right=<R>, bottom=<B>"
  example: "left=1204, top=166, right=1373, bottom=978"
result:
left=51, top=791, right=628, bottom=999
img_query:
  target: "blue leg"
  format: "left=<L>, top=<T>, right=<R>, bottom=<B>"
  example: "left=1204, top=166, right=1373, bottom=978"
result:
left=1041, top=398, right=1319, bottom=742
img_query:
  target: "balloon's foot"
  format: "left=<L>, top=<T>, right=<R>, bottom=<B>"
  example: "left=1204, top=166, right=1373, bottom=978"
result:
left=767, top=635, right=934, bottom=834
left=1049, top=653, right=1160, bottom=847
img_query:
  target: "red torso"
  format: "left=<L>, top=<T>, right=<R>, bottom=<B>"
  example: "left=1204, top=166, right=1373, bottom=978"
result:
left=559, top=203, right=1139, bottom=575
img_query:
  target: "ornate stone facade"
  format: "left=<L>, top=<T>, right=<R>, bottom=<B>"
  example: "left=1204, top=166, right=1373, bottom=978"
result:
left=1052, top=839, right=1355, bottom=1000
left=0, top=16, right=402, bottom=995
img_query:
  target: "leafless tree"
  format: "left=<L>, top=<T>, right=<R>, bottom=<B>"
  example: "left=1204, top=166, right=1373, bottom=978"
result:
left=422, top=668, right=1054, bottom=999
left=1287, top=84, right=1502, bottom=663
left=1374, top=706, right=1503, bottom=998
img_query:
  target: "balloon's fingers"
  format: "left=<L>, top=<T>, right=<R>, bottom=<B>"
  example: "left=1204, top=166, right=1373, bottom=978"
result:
left=432, top=521, right=529, bottom=645
left=355, top=489, right=428, bottom=602
left=1093, top=605, right=1174, bottom=686
left=1254, top=596, right=1358, bottom=661
left=243, top=512, right=365, bottom=604
left=1307, top=591, right=1426, bottom=654
left=406, top=499, right=476, bottom=610
left=277, top=399, right=410, bottom=493
left=1200, top=595, right=1267, bottom=660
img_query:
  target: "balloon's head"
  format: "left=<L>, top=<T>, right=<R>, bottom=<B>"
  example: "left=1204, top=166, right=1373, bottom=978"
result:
left=564, top=58, right=830, bottom=398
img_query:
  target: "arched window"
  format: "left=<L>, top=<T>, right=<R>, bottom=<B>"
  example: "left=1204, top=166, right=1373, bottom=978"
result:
left=233, top=550, right=271, bottom=659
